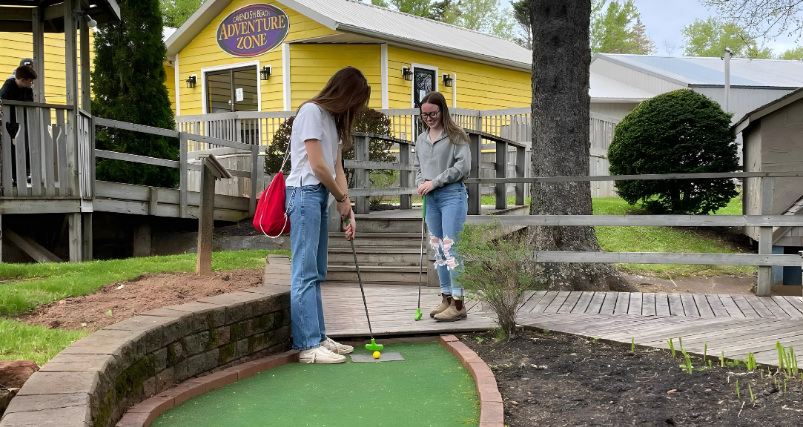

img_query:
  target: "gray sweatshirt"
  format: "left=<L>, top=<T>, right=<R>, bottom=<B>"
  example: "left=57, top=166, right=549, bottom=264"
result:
left=414, top=130, right=471, bottom=189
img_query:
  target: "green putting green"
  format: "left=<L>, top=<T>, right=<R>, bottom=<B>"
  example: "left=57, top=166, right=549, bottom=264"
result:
left=153, top=342, right=479, bottom=427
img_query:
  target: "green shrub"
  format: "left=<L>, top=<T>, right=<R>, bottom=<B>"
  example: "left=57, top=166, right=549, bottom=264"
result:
left=456, top=219, right=543, bottom=338
left=608, top=89, right=739, bottom=214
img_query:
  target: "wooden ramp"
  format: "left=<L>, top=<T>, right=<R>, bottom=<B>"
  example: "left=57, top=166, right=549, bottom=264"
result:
left=263, top=257, right=803, bottom=367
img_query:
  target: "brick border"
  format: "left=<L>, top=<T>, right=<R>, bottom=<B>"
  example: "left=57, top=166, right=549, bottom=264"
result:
left=439, top=335, right=503, bottom=427
left=115, top=350, right=299, bottom=427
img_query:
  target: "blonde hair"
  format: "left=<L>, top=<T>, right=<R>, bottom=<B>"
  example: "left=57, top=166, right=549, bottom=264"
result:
left=420, top=91, right=468, bottom=145
left=300, top=66, right=371, bottom=148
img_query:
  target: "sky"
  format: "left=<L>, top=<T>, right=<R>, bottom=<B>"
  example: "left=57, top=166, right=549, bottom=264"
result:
left=499, top=0, right=801, bottom=56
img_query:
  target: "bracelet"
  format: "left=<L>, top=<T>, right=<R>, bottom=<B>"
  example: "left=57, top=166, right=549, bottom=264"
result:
left=336, top=193, right=349, bottom=203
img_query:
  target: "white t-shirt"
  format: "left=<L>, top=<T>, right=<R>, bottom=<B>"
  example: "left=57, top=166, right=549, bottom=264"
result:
left=286, top=103, right=339, bottom=187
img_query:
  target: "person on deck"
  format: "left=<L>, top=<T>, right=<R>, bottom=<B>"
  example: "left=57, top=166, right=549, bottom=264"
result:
left=285, top=66, right=369, bottom=364
left=8, top=58, right=34, bottom=80
left=414, top=91, right=471, bottom=322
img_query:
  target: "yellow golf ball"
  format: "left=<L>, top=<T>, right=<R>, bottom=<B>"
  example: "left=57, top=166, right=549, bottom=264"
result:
left=373, top=351, right=380, bottom=359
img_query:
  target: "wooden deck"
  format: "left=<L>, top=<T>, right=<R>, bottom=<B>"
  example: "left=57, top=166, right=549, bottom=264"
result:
left=264, top=256, right=803, bottom=367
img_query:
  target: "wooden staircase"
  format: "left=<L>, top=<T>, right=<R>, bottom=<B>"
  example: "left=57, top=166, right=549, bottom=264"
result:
left=326, top=216, right=428, bottom=285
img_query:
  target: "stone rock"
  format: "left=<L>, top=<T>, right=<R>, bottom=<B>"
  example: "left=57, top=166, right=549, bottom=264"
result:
left=0, top=360, right=39, bottom=388
left=0, top=386, right=16, bottom=417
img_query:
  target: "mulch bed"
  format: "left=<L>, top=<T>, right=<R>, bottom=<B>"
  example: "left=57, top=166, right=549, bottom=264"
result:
left=462, top=330, right=803, bottom=426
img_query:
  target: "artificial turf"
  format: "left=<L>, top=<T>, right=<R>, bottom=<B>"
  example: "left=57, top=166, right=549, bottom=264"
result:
left=153, top=341, right=479, bottom=427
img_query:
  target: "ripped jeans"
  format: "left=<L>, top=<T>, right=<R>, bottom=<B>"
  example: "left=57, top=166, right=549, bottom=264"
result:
left=425, top=182, right=468, bottom=298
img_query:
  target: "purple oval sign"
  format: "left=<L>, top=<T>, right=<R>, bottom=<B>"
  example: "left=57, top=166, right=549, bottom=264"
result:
left=217, top=4, right=289, bottom=57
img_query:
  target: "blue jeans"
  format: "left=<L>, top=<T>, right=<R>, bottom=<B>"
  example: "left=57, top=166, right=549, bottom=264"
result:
left=286, top=183, right=330, bottom=350
left=425, top=182, right=468, bottom=298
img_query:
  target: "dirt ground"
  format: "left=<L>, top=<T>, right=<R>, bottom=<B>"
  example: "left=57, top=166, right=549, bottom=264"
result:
left=463, top=330, right=803, bottom=426
left=17, top=270, right=263, bottom=331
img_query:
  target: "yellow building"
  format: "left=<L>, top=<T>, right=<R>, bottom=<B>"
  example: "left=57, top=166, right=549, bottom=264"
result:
left=165, top=0, right=532, bottom=116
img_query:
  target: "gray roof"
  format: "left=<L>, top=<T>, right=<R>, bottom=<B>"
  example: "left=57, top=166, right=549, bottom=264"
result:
left=166, top=0, right=531, bottom=70
left=595, top=54, right=803, bottom=89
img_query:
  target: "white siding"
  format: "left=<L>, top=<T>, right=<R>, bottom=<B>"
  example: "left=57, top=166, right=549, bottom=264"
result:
left=591, top=59, right=686, bottom=95
left=590, top=102, right=640, bottom=121
left=692, top=87, right=795, bottom=126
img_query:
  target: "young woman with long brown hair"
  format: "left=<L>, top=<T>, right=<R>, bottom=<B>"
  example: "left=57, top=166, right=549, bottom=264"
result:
left=414, top=91, right=471, bottom=322
left=285, top=66, right=370, bottom=363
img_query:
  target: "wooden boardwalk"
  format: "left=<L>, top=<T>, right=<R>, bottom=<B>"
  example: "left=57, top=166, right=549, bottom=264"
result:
left=263, top=256, right=803, bottom=367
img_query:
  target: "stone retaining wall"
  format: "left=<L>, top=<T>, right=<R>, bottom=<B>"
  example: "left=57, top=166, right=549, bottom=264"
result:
left=0, top=256, right=292, bottom=427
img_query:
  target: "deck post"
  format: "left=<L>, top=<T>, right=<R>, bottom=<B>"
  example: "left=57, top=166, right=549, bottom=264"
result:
left=64, top=0, right=79, bottom=198
left=197, top=155, right=232, bottom=275
left=354, top=135, right=370, bottom=214
left=197, top=161, right=215, bottom=275
left=82, top=212, right=92, bottom=261
left=68, top=213, right=82, bottom=262
left=80, top=15, right=91, bottom=112
left=179, top=133, right=188, bottom=218
left=250, top=143, right=259, bottom=216
left=133, top=221, right=151, bottom=258
left=495, top=140, right=508, bottom=210
left=399, top=141, right=411, bottom=210
left=467, top=133, right=481, bottom=215
left=757, top=177, right=774, bottom=296
left=515, top=146, right=526, bottom=205
left=32, top=7, right=45, bottom=103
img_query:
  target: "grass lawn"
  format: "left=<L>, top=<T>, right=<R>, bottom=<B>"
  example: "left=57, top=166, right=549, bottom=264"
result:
left=592, top=196, right=754, bottom=278
left=0, top=249, right=288, bottom=365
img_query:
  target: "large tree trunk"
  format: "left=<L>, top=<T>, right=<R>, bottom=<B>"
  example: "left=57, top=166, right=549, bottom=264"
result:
left=529, top=0, right=631, bottom=291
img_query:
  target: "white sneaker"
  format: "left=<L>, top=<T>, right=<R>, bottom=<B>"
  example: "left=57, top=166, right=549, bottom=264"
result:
left=321, top=337, right=354, bottom=355
left=299, top=346, right=346, bottom=364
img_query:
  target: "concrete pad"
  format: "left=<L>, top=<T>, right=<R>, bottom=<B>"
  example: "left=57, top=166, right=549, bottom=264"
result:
left=350, top=352, right=405, bottom=363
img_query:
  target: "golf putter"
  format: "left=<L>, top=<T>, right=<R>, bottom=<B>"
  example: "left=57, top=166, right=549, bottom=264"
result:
left=415, top=195, right=426, bottom=321
left=344, top=218, right=384, bottom=352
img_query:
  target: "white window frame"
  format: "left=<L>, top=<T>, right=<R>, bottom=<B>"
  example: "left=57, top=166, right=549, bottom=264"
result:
left=410, top=62, right=439, bottom=108
left=201, top=60, right=263, bottom=114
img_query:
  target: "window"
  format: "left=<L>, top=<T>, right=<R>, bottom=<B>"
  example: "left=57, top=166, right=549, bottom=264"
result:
left=205, top=66, right=259, bottom=113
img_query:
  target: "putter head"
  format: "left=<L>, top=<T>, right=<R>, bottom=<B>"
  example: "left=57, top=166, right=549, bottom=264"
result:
left=414, top=308, right=422, bottom=321
left=365, top=339, right=384, bottom=351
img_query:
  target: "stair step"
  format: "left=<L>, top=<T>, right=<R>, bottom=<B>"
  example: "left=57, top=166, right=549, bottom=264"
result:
left=325, top=265, right=423, bottom=282
left=328, top=247, right=421, bottom=254
left=328, top=232, right=421, bottom=238
left=349, top=217, right=424, bottom=233
left=328, top=252, right=421, bottom=266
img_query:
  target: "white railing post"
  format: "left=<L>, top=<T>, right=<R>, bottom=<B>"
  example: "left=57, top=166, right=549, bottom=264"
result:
left=354, top=135, right=370, bottom=214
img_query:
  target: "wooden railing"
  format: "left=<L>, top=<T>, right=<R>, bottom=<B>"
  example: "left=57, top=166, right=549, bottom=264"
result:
left=93, top=118, right=262, bottom=217
left=347, top=130, right=527, bottom=215
left=0, top=101, right=89, bottom=199
left=464, top=171, right=803, bottom=297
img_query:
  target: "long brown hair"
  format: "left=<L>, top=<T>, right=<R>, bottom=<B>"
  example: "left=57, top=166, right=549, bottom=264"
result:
left=300, top=66, right=371, bottom=147
left=420, top=91, right=468, bottom=145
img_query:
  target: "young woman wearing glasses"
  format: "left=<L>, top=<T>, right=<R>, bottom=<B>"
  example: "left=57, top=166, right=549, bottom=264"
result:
left=414, top=91, right=471, bottom=321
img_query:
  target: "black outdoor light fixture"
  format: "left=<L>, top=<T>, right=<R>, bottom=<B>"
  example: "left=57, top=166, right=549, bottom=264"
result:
left=186, top=75, right=196, bottom=89
left=402, top=66, right=413, bottom=81
left=260, top=65, right=272, bottom=81
left=442, top=73, right=453, bottom=87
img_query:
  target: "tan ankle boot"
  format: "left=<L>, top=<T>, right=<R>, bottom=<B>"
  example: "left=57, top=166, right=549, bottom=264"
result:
left=434, top=298, right=467, bottom=322
left=430, top=294, right=452, bottom=318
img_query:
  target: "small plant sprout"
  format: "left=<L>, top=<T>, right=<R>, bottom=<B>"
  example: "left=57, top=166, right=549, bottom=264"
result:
left=736, top=379, right=740, bottom=399
left=631, top=338, right=635, bottom=352
left=708, top=360, right=712, bottom=368
left=746, top=353, right=757, bottom=371
left=678, top=337, right=684, bottom=353
left=703, top=343, right=708, bottom=363
left=591, top=337, right=599, bottom=343
left=683, top=351, right=693, bottom=374
left=720, top=351, right=725, bottom=367
left=749, top=384, right=754, bottom=401
left=668, top=338, right=676, bottom=358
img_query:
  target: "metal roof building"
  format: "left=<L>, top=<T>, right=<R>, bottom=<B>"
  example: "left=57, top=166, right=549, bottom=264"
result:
left=590, top=54, right=803, bottom=123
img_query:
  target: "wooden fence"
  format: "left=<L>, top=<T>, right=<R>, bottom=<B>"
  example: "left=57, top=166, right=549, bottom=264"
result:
left=175, top=108, right=622, bottom=199
left=464, top=171, right=803, bottom=297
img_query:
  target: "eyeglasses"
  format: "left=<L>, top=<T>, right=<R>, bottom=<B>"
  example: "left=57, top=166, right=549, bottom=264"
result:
left=421, top=111, right=441, bottom=119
